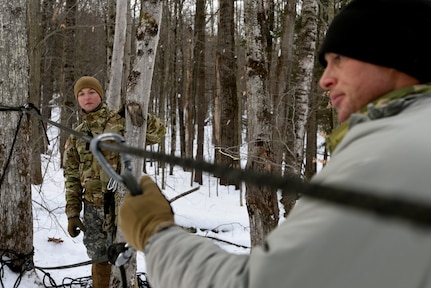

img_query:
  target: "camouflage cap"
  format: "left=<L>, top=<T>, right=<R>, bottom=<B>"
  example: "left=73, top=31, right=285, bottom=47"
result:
left=74, top=76, right=105, bottom=101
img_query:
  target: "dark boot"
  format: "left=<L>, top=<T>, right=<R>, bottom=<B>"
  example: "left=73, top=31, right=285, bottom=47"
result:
left=92, top=261, right=111, bottom=288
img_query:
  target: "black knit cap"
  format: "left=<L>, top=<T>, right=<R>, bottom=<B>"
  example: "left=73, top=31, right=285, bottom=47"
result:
left=318, top=0, right=431, bottom=83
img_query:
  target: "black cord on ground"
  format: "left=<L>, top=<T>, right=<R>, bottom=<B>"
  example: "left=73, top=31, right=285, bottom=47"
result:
left=0, top=248, right=34, bottom=288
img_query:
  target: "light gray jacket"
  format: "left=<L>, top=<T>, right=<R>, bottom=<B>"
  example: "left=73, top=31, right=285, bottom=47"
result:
left=145, top=88, right=431, bottom=288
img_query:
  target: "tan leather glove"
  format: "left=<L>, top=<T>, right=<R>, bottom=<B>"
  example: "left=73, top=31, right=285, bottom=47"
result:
left=119, top=175, right=175, bottom=251
left=68, top=217, right=86, bottom=237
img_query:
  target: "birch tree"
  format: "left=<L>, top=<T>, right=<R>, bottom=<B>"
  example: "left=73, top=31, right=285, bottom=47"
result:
left=113, top=1, right=163, bottom=286
left=106, top=0, right=132, bottom=286
left=244, top=0, right=279, bottom=246
left=271, top=1, right=296, bottom=170
left=290, top=0, right=318, bottom=175
left=107, top=0, right=128, bottom=109
left=277, top=0, right=319, bottom=215
left=0, top=0, right=33, bottom=272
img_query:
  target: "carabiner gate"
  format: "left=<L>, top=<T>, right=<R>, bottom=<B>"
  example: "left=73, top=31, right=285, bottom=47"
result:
left=90, top=133, right=141, bottom=195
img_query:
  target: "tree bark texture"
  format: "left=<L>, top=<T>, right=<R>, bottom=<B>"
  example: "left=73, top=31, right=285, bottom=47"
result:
left=281, top=0, right=319, bottom=216
left=107, top=0, right=128, bottom=110
left=27, top=0, right=44, bottom=185
left=59, top=0, right=77, bottom=163
left=0, top=0, right=33, bottom=271
left=215, top=0, right=240, bottom=188
left=193, top=0, right=206, bottom=185
left=113, top=1, right=163, bottom=287
left=244, top=0, right=279, bottom=247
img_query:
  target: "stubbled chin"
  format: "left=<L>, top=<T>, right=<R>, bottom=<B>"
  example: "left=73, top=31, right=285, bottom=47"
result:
left=338, top=112, right=350, bottom=122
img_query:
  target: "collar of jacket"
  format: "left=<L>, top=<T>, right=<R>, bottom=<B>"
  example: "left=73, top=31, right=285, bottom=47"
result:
left=326, top=84, right=431, bottom=153
left=81, top=103, right=109, bottom=122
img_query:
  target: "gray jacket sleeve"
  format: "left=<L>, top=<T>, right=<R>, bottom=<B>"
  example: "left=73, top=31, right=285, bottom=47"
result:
left=144, top=96, right=431, bottom=288
left=145, top=197, right=431, bottom=288
left=145, top=226, right=250, bottom=287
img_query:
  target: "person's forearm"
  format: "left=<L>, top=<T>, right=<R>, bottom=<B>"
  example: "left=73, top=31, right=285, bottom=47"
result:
left=145, top=226, right=250, bottom=288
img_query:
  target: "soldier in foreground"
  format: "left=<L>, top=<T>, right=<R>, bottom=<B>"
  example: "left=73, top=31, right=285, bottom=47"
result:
left=118, top=0, right=431, bottom=287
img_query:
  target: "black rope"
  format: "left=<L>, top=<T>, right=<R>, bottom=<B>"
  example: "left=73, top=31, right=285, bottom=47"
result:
left=0, top=111, right=24, bottom=190
left=23, top=103, right=50, bottom=146
left=0, top=105, right=21, bottom=112
left=34, top=267, right=151, bottom=288
left=34, top=266, right=93, bottom=288
left=0, top=248, right=34, bottom=288
left=22, top=103, right=92, bottom=143
left=120, top=265, right=128, bottom=288
left=1, top=103, right=431, bottom=287
left=0, top=104, right=50, bottom=189
left=97, top=140, right=431, bottom=227
left=35, top=260, right=92, bottom=271
left=20, top=102, right=431, bottom=227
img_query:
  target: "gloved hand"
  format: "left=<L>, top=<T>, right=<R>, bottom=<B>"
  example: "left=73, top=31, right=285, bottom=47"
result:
left=68, top=217, right=86, bottom=237
left=119, top=175, right=175, bottom=251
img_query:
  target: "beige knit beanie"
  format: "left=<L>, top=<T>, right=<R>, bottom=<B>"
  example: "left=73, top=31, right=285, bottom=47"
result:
left=74, top=76, right=104, bottom=101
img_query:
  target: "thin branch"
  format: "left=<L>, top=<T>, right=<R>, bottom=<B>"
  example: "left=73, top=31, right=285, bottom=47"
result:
left=169, top=186, right=200, bottom=203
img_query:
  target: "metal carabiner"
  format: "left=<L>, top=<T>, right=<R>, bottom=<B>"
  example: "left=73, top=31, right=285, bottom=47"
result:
left=90, top=133, right=141, bottom=195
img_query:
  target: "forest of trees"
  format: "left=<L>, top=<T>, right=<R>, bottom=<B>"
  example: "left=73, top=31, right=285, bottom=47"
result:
left=0, top=0, right=351, bottom=285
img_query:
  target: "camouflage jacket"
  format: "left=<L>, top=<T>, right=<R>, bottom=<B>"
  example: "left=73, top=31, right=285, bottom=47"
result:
left=63, top=103, right=166, bottom=218
left=145, top=113, right=166, bottom=145
left=63, top=103, right=124, bottom=218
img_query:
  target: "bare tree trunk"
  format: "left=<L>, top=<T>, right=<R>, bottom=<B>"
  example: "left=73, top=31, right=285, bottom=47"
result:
left=123, top=1, right=133, bottom=104
left=304, top=82, right=318, bottom=180
left=59, top=0, right=77, bottom=163
left=107, top=0, right=128, bottom=110
left=215, top=0, right=240, bottom=188
left=183, top=27, right=194, bottom=165
left=169, top=0, right=184, bottom=176
left=27, top=0, right=44, bottom=185
left=0, top=0, right=33, bottom=272
left=271, top=1, right=296, bottom=177
left=113, top=1, right=163, bottom=287
left=292, top=0, right=318, bottom=173
left=156, top=0, right=171, bottom=187
left=193, top=0, right=206, bottom=184
left=106, top=0, right=116, bottom=86
left=271, top=1, right=298, bottom=217
left=177, top=4, right=187, bottom=164
left=279, top=0, right=319, bottom=216
left=40, top=0, right=56, bottom=123
left=244, top=0, right=279, bottom=246
left=106, top=0, right=131, bottom=286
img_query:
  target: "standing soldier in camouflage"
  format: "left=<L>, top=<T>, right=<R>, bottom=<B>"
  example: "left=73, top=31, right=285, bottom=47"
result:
left=63, top=76, right=165, bottom=287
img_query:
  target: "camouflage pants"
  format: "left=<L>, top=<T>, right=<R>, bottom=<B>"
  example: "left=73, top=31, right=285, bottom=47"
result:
left=83, top=204, right=116, bottom=260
